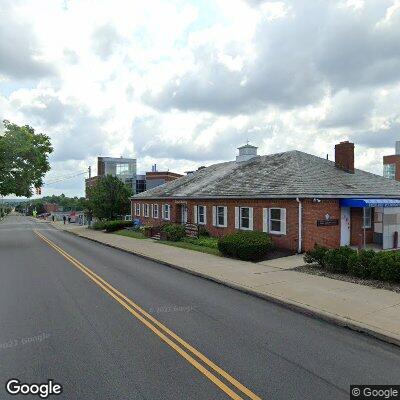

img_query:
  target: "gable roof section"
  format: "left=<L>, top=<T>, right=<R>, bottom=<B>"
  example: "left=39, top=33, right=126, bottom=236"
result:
left=133, top=150, right=400, bottom=199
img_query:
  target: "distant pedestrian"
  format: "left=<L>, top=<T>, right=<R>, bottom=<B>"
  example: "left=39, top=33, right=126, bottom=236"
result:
left=52, top=215, right=55, bottom=222
left=68, top=216, right=71, bottom=223
left=63, top=215, right=66, bottom=225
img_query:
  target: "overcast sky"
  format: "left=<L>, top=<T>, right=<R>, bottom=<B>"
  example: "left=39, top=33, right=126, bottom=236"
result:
left=1, top=0, right=400, bottom=198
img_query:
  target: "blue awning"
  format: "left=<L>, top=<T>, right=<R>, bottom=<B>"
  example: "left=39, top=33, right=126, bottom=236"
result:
left=340, top=198, right=400, bottom=207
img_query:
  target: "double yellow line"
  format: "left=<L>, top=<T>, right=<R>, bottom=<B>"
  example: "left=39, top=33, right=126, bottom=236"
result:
left=33, top=230, right=262, bottom=400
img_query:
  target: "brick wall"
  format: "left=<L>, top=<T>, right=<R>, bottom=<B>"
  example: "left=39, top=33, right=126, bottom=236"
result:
left=302, top=199, right=341, bottom=250
left=335, top=141, right=355, bottom=173
left=131, top=198, right=378, bottom=252
left=132, top=198, right=352, bottom=252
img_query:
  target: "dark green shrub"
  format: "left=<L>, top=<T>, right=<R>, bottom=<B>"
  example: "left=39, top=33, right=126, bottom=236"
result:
left=303, top=245, right=328, bottom=267
left=347, top=249, right=376, bottom=278
left=370, top=252, right=388, bottom=280
left=380, top=252, right=400, bottom=282
left=91, top=221, right=106, bottom=230
left=217, top=231, right=273, bottom=261
left=103, top=220, right=132, bottom=232
left=161, top=223, right=186, bottom=241
left=182, top=236, right=219, bottom=249
left=142, top=225, right=154, bottom=238
left=198, top=226, right=210, bottom=237
left=323, top=246, right=356, bottom=274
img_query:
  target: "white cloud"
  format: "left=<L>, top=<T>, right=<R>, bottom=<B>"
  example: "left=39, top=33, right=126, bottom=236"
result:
left=1, top=0, right=400, bottom=197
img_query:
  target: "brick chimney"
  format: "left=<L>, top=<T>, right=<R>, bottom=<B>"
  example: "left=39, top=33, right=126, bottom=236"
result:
left=335, top=141, right=355, bottom=173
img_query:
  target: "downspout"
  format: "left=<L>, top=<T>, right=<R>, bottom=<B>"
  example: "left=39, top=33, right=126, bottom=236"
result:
left=296, top=197, right=302, bottom=253
left=363, top=207, right=366, bottom=249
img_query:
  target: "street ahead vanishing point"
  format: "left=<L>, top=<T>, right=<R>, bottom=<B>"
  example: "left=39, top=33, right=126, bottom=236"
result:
left=1, top=215, right=400, bottom=399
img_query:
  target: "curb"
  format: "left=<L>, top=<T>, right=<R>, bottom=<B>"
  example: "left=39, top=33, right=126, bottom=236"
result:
left=53, top=225, right=400, bottom=349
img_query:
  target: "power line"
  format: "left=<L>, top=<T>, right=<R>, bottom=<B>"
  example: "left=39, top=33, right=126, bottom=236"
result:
left=43, top=171, right=87, bottom=185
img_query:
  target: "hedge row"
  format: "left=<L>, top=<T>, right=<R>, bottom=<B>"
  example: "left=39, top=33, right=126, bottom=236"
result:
left=91, top=220, right=132, bottom=232
left=304, top=245, right=400, bottom=282
left=218, top=231, right=274, bottom=261
left=159, top=224, right=274, bottom=261
left=160, top=223, right=186, bottom=241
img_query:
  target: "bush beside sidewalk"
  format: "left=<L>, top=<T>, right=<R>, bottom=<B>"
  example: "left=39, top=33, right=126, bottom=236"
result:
left=50, top=221, right=400, bottom=348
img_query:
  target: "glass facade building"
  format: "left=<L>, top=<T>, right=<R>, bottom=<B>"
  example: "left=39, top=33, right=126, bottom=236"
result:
left=97, top=157, right=139, bottom=193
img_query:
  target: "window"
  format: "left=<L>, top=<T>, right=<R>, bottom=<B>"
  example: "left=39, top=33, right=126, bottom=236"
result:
left=269, top=208, right=286, bottom=235
left=383, top=163, right=396, bottom=180
left=163, top=204, right=170, bottom=220
left=135, top=203, right=140, bottom=216
left=153, top=204, right=159, bottom=219
left=144, top=204, right=149, bottom=217
left=240, top=207, right=250, bottom=229
left=116, top=163, right=129, bottom=175
left=363, top=207, right=372, bottom=229
left=217, top=206, right=226, bottom=227
left=198, top=205, right=206, bottom=224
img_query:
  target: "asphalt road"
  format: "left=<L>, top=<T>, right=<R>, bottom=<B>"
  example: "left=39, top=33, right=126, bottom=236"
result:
left=1, top=215, right=400, bottom=400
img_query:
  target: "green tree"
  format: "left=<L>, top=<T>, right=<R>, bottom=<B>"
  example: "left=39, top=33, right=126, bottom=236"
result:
left=87, top=175, right=132, bottom=220
left=0, top=120, right=53, bottom=197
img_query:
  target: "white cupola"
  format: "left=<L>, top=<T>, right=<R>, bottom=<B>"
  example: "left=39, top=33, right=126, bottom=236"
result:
left=236, top=143, right=258, bottom=162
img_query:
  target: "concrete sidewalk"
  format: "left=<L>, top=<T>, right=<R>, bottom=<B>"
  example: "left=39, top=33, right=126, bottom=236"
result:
left=51, top=221, right=400, bottom=347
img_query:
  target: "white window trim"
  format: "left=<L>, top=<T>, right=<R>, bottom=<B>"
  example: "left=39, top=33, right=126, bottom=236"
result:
left=363, top=207, right=372, bottom=229
left=238, top=207, right=253, bottom=231
left=153, top=204, right=159, bottom=219
left=269, top=208, right=286, bottom=235
left=216, top=206, right=227, bottom=228
left=197, top=205, right=206, bottom=225
left=163, top=204, right=170, bottom=221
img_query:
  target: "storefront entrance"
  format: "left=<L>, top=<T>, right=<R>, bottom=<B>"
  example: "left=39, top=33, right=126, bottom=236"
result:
left=340, top=199, right=400, bottom=250
left=340, top=207, right=351, bottom=246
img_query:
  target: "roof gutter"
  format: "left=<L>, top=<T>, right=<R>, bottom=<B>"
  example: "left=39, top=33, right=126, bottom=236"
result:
left=130, top=194, right=400, bottom=200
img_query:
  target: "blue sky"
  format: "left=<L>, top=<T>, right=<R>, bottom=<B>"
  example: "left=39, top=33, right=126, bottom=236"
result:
left=1, top=0, right=400, bottom=198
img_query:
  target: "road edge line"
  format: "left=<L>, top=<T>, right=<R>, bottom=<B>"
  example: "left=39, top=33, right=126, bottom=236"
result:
left=54, top=227, right=400, bottom=349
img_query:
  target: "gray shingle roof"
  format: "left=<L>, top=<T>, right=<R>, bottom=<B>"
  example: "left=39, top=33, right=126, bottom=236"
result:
left=133, top=150, right=400, bottom=199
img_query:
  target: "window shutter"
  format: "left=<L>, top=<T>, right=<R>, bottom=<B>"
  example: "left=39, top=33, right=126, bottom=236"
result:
left=281, top=208, right=287, bottom=235
left=223, top=207, right=228, bottom=227
left=249, top=207, right=253, bottom=230
left=262, top=208, right=268, bottom=232
left=203, top=206, right=207, bottom=225
left=212, top=206, right=216, bottom=226
left=193, top=206, right=198, bottom=224
left=142, top=204, right=145, bottom=217
left=162, top=204, right=165, bottom=219
left=235, top=207, right=239, bottom=229
left=150, top=204, right=154, bottom=218
left=133, top=203, right=136, bottom=216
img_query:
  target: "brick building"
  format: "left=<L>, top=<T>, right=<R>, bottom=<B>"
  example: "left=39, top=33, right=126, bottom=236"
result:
left=131, top=142, right=400, bottom=252
left=383, top=141, right=400, bottom=180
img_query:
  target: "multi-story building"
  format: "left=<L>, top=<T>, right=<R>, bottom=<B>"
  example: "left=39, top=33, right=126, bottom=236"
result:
left=383, top=141, right=400, bottom=180
left=132, top=141, right=400, bottom=252
left=85, top=157, right=182, bottom=197
left=97, top=156, right=137, bottom=187
left=85, top=156, right=137, bottom=195
left=145, top=171, right=183, bottom=190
